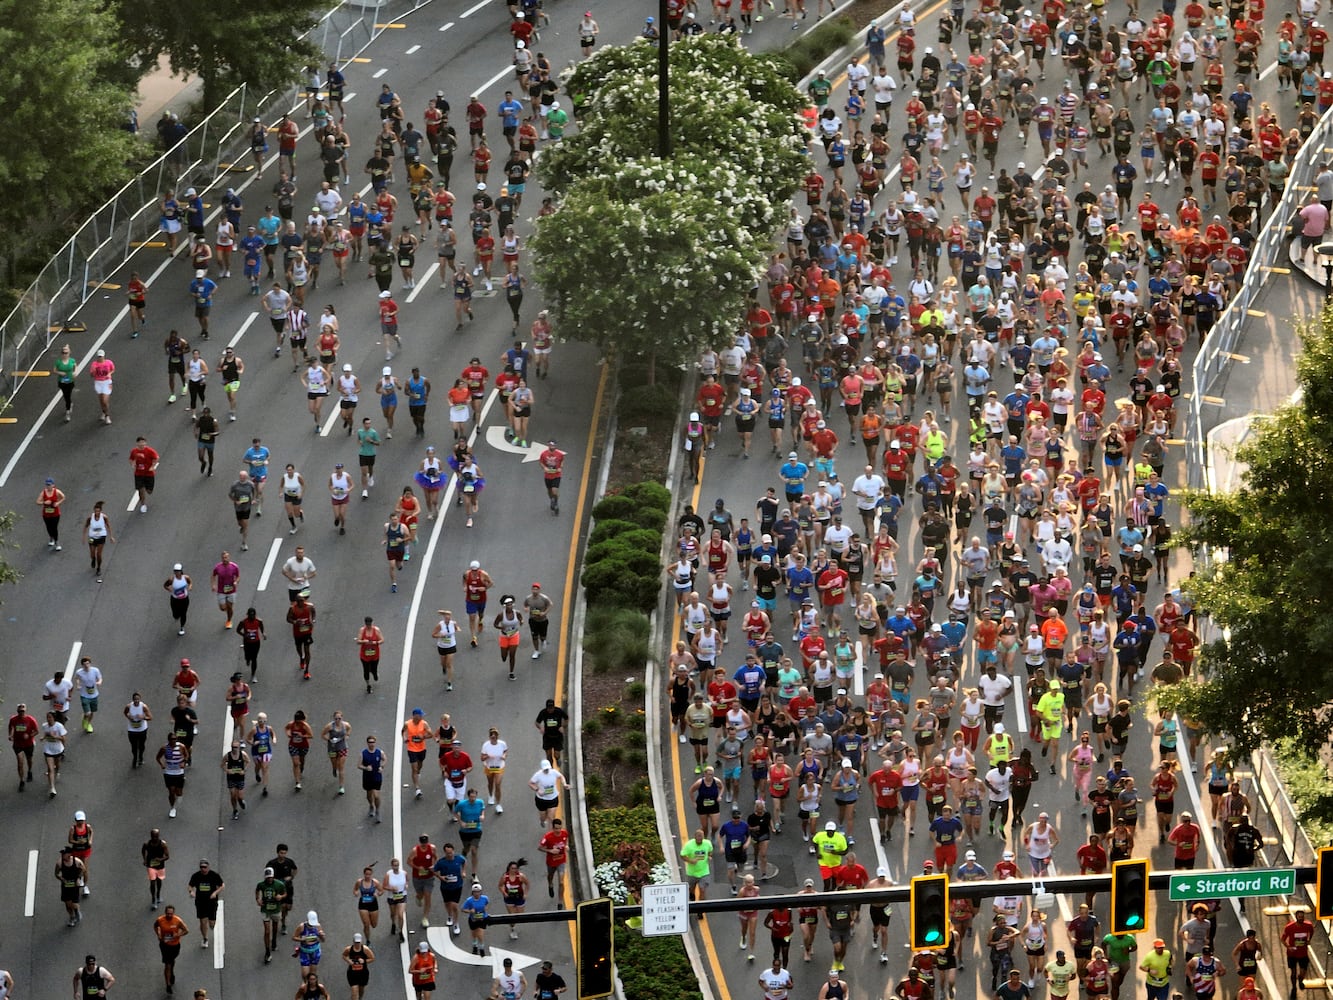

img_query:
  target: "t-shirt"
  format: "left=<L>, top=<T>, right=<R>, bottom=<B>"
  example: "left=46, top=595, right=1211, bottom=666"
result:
left=681, top=838, right=712, bottom=878
left=131, top=446, right=159, bottom=476
left=1140, top=949, right=1172, bottom=986
left=539, top=829, right=569, bottom=868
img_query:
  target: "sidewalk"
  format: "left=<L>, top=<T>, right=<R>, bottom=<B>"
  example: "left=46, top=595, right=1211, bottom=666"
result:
left=134, top=57, right=203, bottom=127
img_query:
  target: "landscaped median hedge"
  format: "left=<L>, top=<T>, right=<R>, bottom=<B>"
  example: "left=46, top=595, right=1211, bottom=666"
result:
left=772, top=15, right=856, bottom=81
left=587, top=806, right=703, bottom=1000
left=582, top=481, right=671, bottom=613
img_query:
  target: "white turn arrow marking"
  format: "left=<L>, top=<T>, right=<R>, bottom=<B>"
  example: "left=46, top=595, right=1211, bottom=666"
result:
left=484, top=425, right=545, bottom=463
left=426, top=925, right=541, bottom=974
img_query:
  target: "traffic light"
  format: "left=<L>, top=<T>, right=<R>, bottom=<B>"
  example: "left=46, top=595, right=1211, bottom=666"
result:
left=576, top=897, right=615, bottom=1000
left=910, top=873, right=950, bottom=949
left=1316, top=847, right=1333, bottom=920
left=1110, top=858, right=1150, bottom=934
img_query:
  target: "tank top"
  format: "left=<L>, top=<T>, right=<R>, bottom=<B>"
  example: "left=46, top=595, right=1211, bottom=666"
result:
left=80, top=968, right=107, bottom=999
left=358, top=878, right=378, bottom=905
left=283, top=471, right=303, bottom=497
left=306, top=367, right=328, bottom=393
left=346, top=943, right=370, bottom=971
left=497, top=973, right=522, bottom=1000
left=435, top=618, right=457, bottom=648
left=695, top=777, right=721, bottom=810
left=824, top=980, right=846, bottom=1000
left=125, top=701, right=148, bottom=732
left=384, top=868, right=408, bottom=899
left=228, top=684, right=249, bottom=712
left=900, top=758, right=922, bottom=786
left=1191, top=955, right=1218, bottom=995
left=87, top=512, right=108, bottom=539
left=69, top=822, right=91, bottom=850
left=339, top=374, right=358, bottom=401
left=947, top=746, right=971, bottom=778
left=465, top=570, right=488, bottom=602
left=386, top=523, right=407, bottom=550
left=169, top=575, right=189, bottom=598
left=186, top=358, right=206, bottom=383
left=326, top=720, right=348, bottom=754
left=501, top=872, right=525, bottom=901
left=40, top=487, right=60, bottom=517
left=296, top=923, right=321, bottom=955
left=251, top=725, right=273, bottom=755
left=497, top=609, right=521, bottom=636
left=1028, top=825, right=1054, bottom=858
left=225, top=750, right=247, bottom=776
left=380, top=377, right=397, bottom=403
left=288, top=726, right=311, bottom=751
left=330, top=473, right=351, bottom=499
left=710, top=582, right=730, bottom=613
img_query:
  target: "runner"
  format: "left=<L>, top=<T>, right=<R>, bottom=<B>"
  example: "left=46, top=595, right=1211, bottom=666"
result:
left=187, top=859, right=224, bottom=948
left=84, top=501, right=113, bottom=581
left=285, top=710, right=314, bottom=787
left=529, top=758, right=566, bottom=828
left=377, top=366, right=402, bottom=438
left=494, top=595, right=525, bottom=679
left=358, top=418, right=382, bottom=500
left=321, top=711, right=351, bottom=795
left=228, top=476, right=256, bottom=555
left=127, top=272, right=147, bottom=338
left=342, top=933, right=375, bottom=1000
left=338, top=364, right=361, bottom=435
left=353, top=867, right=382, bottom=937
left=360, top=735, right=385, bottom=823
left=73, top=656, right=102, bottom=733
left=55, top=848, right=86, bottom=923
left=416, top=445, right=447, bottom=518
left=8, top=702, right=36, bottom=790
left=539, top=439, right=565, bottom=514
left=432, top=609, right=459, bottom=690
left=155, top=731, right=189, bottom=818
left=356, top=617, right=384, bottom=692
left=217, top=346, right=244, bottom=421
left=287, top=594, right=315, bottom=682
left=463, top=560, right=495, bottom=646
left=163, top=563, right=192, bottom=635
left=89, top=350, right=114, bottom=424
left=130, top=435, right=160, bottom=513
left=66, top=809, right=94, bottom=892
left=329, top=463, right=353, bottom=535
left=255, top=866, right=289, bottom=964
left=242, top=437, right=270, bottom=514
left=402, top=708, right=431, bottom=799
left=249, top=712, right=275, bottom=795
left=282, top=464, right=307, bottom=533
left=524, top=582, right=554, bottom=658
left=55, top=344, right=76, bottom=420
left=222, top=738, right=250, bottom=819
left=480, top=727, right=509, bottom=812
left=123, top=693, right=151, bottom=768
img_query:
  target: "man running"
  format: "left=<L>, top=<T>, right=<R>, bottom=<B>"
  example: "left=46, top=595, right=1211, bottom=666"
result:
left=463, top=560, right=494, bottom=647
left=130, top=436, right=160, bottom=513
left=211, top=551, right=241, bottom=629
left=538, top=440, right=565, bottom=514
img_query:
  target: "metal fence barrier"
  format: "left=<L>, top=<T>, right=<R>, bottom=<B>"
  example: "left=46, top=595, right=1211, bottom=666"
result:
left=1185, top=109, right=1333, bottom=490
left=0, top=0, right=436, bottom=403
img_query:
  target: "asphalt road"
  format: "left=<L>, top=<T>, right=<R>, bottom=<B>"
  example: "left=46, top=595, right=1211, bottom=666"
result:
left=660, top=1, right=1294, bottom=998
left=0, top=2, right=677, bottom=998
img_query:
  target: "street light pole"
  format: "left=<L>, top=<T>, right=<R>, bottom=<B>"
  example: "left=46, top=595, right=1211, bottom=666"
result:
left=659, top=0, right=671, bottom=159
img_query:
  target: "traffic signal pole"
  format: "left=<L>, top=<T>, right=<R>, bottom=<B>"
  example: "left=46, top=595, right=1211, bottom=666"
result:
left=479, top=865, right=1320, bottom=927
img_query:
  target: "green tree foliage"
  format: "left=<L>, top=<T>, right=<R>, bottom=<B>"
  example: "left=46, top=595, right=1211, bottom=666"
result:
left=1163, top=313, right=1333, bottom=813
left=531, top=35, right=807, bottom=377
left=0, top=0, right=138, bottom=269
left=118, top=0, right=322, bottom=110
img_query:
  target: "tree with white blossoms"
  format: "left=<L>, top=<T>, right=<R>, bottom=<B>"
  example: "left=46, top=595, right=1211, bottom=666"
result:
left=531, top=33, right=807, bottom=381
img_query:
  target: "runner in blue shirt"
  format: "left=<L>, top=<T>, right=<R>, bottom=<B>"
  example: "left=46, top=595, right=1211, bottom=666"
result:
left=243, top=438, right=272, bottom=515
left=459, top=882, right=491, bottom=956
left=779, top=453, right=809, bottom=503
left=240, top=227, right=265, bottom=295
left=732, top=654, right=765, bottom=711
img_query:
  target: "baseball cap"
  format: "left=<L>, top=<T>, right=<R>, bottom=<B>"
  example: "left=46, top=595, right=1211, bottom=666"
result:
left=825, top=820, right=837, bottom=831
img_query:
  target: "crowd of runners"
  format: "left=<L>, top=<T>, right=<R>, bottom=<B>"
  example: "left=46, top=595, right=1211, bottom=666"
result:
left=662, top=0, right=1327, bottom=996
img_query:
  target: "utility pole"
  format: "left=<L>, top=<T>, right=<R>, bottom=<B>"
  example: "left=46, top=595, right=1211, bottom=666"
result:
left=659, top=0, right=671, bottom=158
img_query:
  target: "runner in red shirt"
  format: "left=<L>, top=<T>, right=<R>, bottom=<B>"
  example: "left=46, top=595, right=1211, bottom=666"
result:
left=867, top=760, right=903, bottom=842
left=538, top=819, right=570, bottom=900
left=129, top=436, right=160, bottom=514
left=1281, top=910, right=1314, bottom=997
left=461, top=358, right=489, bottom=423
left=817, top=564, right=849, bottom=629
left=8, top=704, right=38, bottom=788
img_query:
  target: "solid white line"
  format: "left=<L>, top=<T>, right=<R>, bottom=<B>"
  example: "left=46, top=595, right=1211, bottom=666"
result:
left=228, top=312, right=259, bottom=349
left=24, top=849, right=38, bottom=917
left=460, top=0, right=491, bottom=16
left=405, top=263, right=439, bottom=303
left=1014, top=676, right=1029, bottom=735
left=474, top=63, right=514, bottom=97
left=213, top=899, right=226, bottom=969
left=64, top=641, right=83, bottom=676
left=257, top=538, right=283, bottom=592
left=854, top=640, right=866, bottom=697
left=390, top=386, right=501, bottom=993
left=320, top=401, right=344, bottom=437
left=222, top=710, right=235, bottom=757
left=440, top=20, right=456, bottom=30
left=373, top=68, right=388, bottom=79
left=406, top=44, right=421, bottom=54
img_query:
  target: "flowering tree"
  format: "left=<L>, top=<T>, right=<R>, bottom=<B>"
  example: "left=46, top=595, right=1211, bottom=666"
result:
left=531, top=34, right=806, bottom=380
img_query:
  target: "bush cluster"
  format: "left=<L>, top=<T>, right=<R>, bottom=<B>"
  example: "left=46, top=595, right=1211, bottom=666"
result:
left=773, top=16, right=857, bottom=80
left=582, top=482, right=671, bottom=613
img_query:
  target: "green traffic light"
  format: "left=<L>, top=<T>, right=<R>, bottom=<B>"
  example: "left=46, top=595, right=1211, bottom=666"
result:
left=1126, top=914, right=1143, bottom=928
left=924, top=928, right=943, bottom=944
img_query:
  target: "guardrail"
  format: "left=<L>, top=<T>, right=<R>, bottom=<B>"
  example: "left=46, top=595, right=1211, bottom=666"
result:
left=1185, top=108, right=1333, bottom=490
left=0, top=0, right=436, bottom=403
